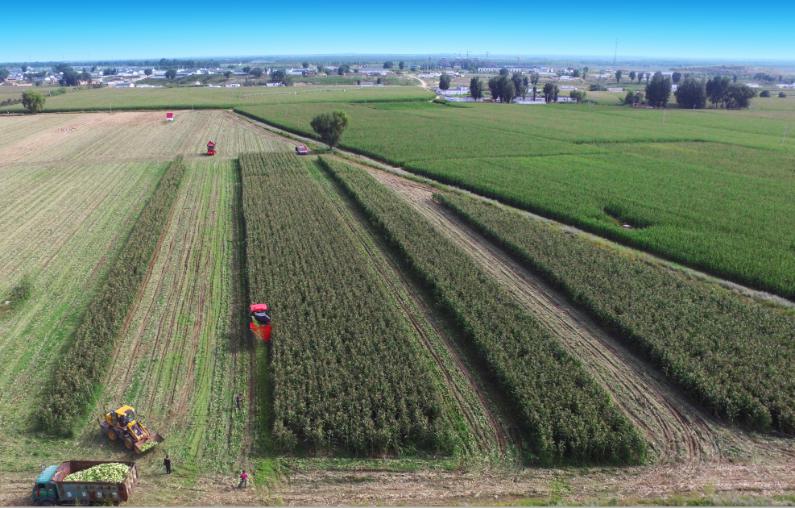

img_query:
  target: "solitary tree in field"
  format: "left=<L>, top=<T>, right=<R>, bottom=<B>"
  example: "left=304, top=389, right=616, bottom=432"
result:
left=637, top=72, right=644, bottom=83
left=0, top=68, right=9, bottom=82
left=672, top=71, right=682, bottom=84
left=469, top=77, right=483, bottom=100
left=398, top=61, right=405, bottom=70
left=383, top=61, right=394, bottom=69
left=311, top=111, right=349, bottom=150
left=21, top=64, right=28, bottom=73
left=22, top=90, right=45, bottom=114
left=532, top=85, right=538, bottom=101
left=530, top=72, right=539, bottom=86
left=512, top=72, right=527, bottom=99
left=439, top=73, right=452, bottom=90
left=144, top=68, right=153, bottom=76
left=582, top=66, right=589, bottom=79
left=302, top=61, right=310, bottom=69
left=165, top=68, right=177, bottom=80
left=615, top=70, right=623, bottom=84
left=629, top=71, right=636, bottom=82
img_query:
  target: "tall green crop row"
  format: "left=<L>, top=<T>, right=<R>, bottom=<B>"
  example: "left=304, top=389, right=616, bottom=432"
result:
left=437, top=193, right=795, bottom=434
left=36, top=159, right=186, bottom=434
left=239, top=152, right=460, bottom=456
left=320, top=158, right=646, bottom=465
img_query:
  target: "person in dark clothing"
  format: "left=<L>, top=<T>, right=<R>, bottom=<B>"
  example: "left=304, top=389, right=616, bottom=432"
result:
left=235, top=393, right=243, bottom=411
left=163, top=455, right=172, bottom=474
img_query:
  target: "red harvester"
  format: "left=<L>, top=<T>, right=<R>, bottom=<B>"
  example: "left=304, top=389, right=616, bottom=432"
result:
left=249, top=303, right=272, bottom=342
left=206, top=141, right=216, bottom=156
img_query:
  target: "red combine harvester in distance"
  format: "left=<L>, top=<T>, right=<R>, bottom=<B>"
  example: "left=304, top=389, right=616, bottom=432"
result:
left=295, top=144, right=309, bottom=156
left=206, top=141, right=216, bottom=156
left=249, top=303, right=272, bottom=343
left=166, top=112, right=174, bottom=122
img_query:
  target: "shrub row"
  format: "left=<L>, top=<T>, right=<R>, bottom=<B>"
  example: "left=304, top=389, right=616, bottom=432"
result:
left=437, top=192, right=795, bottom=434
left=36, top=159, right=186, bottom=434
left=320, top=157, right=646, bottom=465
left=240, top=152, right=461, bottom=456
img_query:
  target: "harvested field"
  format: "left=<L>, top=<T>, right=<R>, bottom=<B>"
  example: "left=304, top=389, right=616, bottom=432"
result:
left=0, top=110, right=287, bottom=165
left=87, top=158, right=250, bottom=472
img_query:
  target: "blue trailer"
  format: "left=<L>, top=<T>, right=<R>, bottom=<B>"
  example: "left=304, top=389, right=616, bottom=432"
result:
left=32, top=460, right=138, bottom=505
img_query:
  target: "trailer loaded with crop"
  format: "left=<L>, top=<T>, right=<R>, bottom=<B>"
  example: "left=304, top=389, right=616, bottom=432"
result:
left=31, top=460, right=138, bottom=505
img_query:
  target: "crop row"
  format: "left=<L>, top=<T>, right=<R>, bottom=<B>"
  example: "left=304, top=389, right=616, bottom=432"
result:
left=320, top=157, right=646, bottom=465
left=239, top=152, right=461, bottom=456
left=36, top=158, right=186, bottom=434
left=437, top=192, right=795, bottom=434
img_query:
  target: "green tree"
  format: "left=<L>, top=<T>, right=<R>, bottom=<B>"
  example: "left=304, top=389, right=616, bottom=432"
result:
left=706, top=76, right=731, bottom=107
left=271, top=69, right=286, bottom=83
left=311, top=111, right=349, bottom=149
left=582, top=66, right=589, bottom=79
left=629, top=71, right=636, bottom=82
left=21, top=64, right=28, bottom=73
left=250, top=67, right=264, bottom=78
left=530, top=72, right=539, bottom=86
left=500, top=77, right=516, bottom=103
left=499, top=67, right=510, bottom=76
left=60, top=68, right=80, bottom=86
left=469, top=77, right=483, bottom=100
left=725, top=83, right=756, bottom=109
left=383, top=61, right=394, bottom=69
left=532, top=85, right=537, bottom=101
left=675, top=77, right=707, bottom=109
left=144, top=68, right=153, bottom=76
left=439, top=73, right=452, bottom=90
left=223, top=71, right=232, bottom=79
left=302, top=61, right=310, bottom=69
left=572, top=68, right=581, bottom=78
left=0, top=68, right=9, bottom=82
left=760, top=90, right=771, bottom=97
left=645, top=72, right=672, bottom=107
left=543, top=82, right=559, bottom=103
left=398, top=61, right=405, bottom=70
left=637, top=72, right=644, bottom=83
left=337, top=64, right=350, bottom=75
left=615, top=69, right=623, bottom=83
left=165, top=68, right=177, bottom=80
left=79, top=70, right=92, bottom=84
left=512, top=72, right=527, bottom=99
left=242, top=66, right=251, bottom=73
left=780, top=91, right=787, bottom=98
left=672, top=72, right=682, bottom=84
left=22, top=90, right=45, bottom=113
left=102, top=68, right=117, bottom=76
left=570, top=90, right=587, bottom=103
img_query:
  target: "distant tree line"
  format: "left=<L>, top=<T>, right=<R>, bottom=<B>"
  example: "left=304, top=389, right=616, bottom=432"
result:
left=675, top=76, right=756, bottom=109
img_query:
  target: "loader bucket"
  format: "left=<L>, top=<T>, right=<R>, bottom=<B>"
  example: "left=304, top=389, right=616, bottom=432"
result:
left=134, top=433, right=164, bottom=454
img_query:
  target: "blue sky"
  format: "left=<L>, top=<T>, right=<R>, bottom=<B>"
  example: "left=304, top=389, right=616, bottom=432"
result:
left=2, top=0, right=793, bottom=62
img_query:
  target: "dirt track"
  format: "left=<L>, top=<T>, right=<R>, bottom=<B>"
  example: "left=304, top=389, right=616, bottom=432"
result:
left=353, top=161, right=795, bottom=467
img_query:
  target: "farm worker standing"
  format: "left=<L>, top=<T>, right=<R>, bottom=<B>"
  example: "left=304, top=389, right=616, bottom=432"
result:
left=238, top=470, right=248, bottom=488
left=163, top=455, right=172, bottom=474
left=235, top=393, right=243, bottom=411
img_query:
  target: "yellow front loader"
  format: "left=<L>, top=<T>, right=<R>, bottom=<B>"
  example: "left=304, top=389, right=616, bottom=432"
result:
left=99, top=405, right=164, bottom=454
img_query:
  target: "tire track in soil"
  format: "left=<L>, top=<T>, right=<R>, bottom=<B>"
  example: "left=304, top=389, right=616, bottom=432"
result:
left=311, top=160, right=511, bottom=457
left=355, top=162, right=795, bottom=466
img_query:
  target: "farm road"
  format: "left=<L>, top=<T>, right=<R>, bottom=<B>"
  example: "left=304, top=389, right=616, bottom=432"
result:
left=350, top=159, right=795, bottom=466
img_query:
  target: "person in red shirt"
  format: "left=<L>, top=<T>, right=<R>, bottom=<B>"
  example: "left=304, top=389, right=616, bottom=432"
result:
left=238, top=469, right=249, bottom=488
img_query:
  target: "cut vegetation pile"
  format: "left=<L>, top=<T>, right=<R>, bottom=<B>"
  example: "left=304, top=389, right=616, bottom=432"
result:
left=64, top=463, right=130, bottom=483
left=321, top=158, right=646, bottom=465
left=240, top=152, right=463, bottom=455
left=438, top=193, right=795, bottom=434
left=36, top=159, right=186, bottom=433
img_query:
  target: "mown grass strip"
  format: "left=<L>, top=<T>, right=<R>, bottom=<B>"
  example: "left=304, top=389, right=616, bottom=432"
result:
left=320, top=157, right=646, bottom=465
left=240, top=152, right=465, bottom=456
left=36, top=158, right=186, bottom=434
left=437, top=192, right=795, bottom=435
